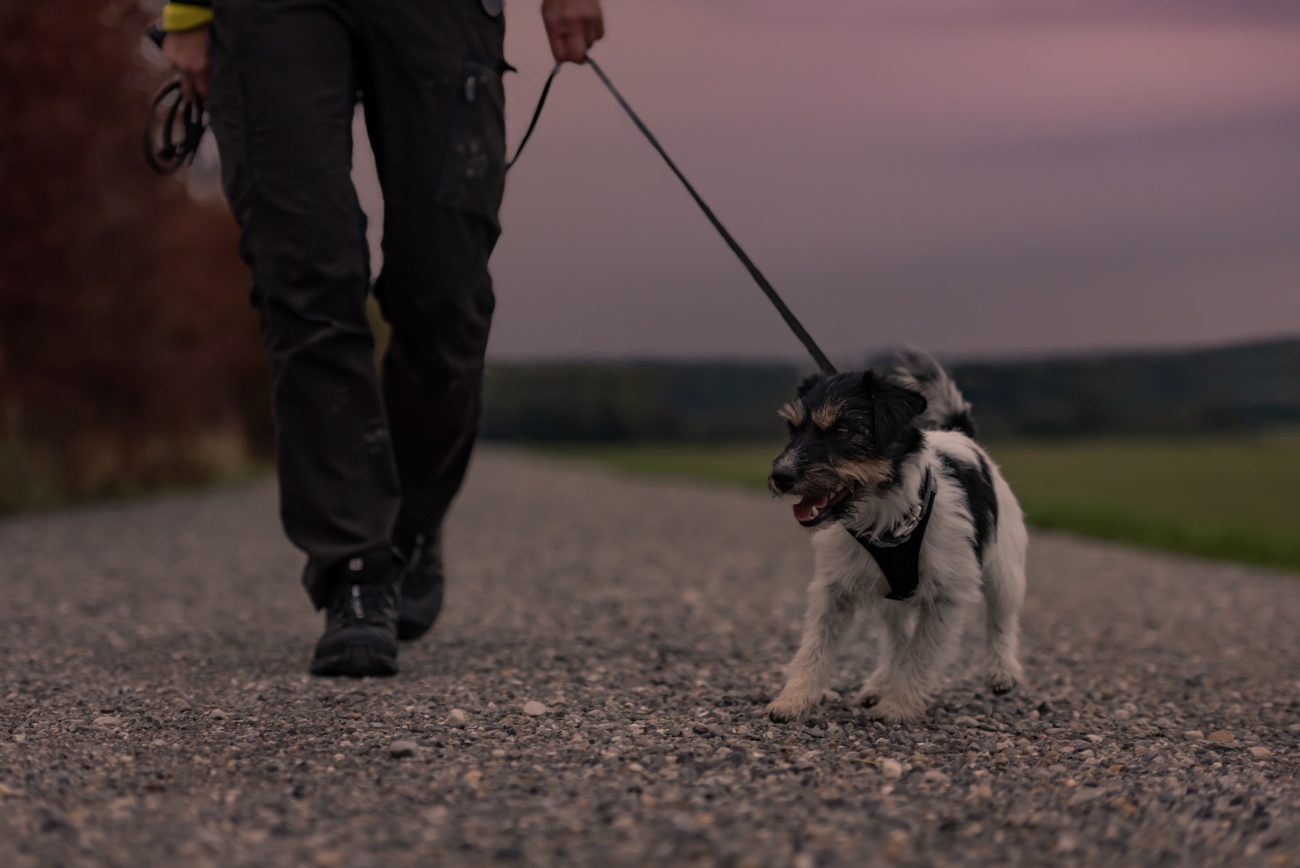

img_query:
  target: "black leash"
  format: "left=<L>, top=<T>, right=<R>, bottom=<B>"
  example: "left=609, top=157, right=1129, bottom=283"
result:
left=495, top=57, right=838, bottom=375
left=506, top=63, right=561, bottom=171
left=141, top=49, right=837, bottom=376
left=584, top=57, right=837, bottom=376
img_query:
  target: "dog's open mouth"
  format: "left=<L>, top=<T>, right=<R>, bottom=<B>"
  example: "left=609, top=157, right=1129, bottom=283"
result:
left=792, top=487, right=852, bottom=527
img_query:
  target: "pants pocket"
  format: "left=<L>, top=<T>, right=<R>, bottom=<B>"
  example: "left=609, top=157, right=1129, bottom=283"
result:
left=436, top=60, right=507, bottom=224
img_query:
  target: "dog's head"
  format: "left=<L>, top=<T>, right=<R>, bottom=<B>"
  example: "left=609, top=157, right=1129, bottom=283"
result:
left=770, top=371, right=928, bottom=527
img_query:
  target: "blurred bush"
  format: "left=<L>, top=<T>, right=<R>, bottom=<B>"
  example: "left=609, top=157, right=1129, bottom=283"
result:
left=482, top=363, right=800, bottom=442
left=953, top=339, right=1300, bottom=438
left=480, top=339, right=1300, bottom=444
left=0, top=0, right=271, bottom=513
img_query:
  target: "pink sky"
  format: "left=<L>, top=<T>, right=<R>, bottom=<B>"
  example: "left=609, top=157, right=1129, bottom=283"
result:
left=356, top=1, right=1300, bottom=362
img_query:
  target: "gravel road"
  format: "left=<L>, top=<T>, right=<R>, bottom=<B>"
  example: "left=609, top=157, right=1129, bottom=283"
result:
left=3, top=449, right=1299, bottom=867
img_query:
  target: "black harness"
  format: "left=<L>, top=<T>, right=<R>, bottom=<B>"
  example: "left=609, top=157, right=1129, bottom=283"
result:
left=848, top=470, right=936, bottom=601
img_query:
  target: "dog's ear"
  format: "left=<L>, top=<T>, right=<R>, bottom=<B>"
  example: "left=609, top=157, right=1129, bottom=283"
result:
left=863, top=371, right=927, bottom=452
left=796, top=374, right=822, bottom=398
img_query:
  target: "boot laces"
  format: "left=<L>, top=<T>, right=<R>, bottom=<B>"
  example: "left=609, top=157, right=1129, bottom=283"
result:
left=408, top=534, right=426, bottom=569
left=334, top=582, right=391, bottom=624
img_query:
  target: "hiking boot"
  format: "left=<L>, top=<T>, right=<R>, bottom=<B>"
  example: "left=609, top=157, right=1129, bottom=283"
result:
left=310, top=549, right=400, bottom=677
left=397, top=529, right=445, bottom=642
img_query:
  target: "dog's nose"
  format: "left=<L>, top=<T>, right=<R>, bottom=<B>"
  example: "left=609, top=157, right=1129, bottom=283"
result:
left=770, top=466, right=798, bottom=493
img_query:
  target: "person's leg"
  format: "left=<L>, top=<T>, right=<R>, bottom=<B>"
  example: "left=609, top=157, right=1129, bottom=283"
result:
left=207, top=0, right=403, bottom=673
left=357, top=0, right=509, bottom=637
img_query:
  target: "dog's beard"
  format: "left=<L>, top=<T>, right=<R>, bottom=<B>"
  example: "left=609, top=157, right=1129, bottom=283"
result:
left=779, top=457, right=894, bottom=527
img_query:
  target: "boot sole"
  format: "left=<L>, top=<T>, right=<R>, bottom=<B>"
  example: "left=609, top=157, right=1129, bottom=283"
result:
left=310, top=650, right=399, bottom=677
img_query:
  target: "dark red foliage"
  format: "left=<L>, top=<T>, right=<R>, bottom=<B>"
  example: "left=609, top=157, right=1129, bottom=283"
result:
left=0, top=0, right=270, bottom=499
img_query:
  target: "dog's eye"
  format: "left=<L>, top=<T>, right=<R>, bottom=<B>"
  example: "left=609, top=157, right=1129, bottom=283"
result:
left=834, top=425, right=852, bottom=440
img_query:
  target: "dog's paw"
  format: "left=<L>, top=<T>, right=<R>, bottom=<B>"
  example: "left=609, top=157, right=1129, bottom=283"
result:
left=853, top=677, right=888, bottom=708
left=766, top=691, right=820, bottom=724
left=854, top=687, right=881, bottom=708
left=985, top=670, right=1019, bottom=696
left=985, top=661, right=1023, bottom=696
left=866, top=697, right=926, bottom=725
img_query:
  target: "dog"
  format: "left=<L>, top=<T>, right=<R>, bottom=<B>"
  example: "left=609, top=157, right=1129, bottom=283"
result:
left=765, top=350, right=1027, bottom=725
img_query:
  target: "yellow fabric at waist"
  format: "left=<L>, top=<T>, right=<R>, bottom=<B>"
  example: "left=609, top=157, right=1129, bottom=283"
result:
left=162, top=3, right=214, bottom=32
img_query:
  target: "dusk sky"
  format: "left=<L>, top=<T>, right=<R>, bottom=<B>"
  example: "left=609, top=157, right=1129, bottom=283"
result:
left=355, top=0, right=1300, bottom=363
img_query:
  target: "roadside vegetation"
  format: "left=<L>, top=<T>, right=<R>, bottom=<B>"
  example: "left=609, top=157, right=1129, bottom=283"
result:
left=535, top=434, right=1300, bottom=574
left=1, top=0, right=272, bottom=516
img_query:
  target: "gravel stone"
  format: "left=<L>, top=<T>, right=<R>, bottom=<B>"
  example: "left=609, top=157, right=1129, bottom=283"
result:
left=522, top=701, right=548, bottom=716
left=2, top=449, right=1300, bottom=866
left=387, top=740, right=419, bottom=758
left=922, top=769, right=951, bottom=788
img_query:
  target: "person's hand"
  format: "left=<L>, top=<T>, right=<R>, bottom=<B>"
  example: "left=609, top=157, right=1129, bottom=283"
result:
left=162, top=26, right=211, bottom=102
left=541, top=0, right=604, bottom=64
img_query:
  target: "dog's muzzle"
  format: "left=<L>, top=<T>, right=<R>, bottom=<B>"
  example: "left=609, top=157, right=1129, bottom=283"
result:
left=770, top=465, right=798, bottom=493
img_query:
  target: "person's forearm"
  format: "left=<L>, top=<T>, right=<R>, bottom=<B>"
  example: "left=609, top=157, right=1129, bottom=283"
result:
left=161, top=20, right=211, bottom=102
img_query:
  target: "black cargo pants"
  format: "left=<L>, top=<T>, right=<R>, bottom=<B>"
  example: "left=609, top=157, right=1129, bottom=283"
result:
left=206, top=0, right=507, bottom=607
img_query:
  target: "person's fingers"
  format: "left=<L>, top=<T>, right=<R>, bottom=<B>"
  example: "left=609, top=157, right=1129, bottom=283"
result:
left=543, top=0, right=604, bottom=64
left=546, top=27, right=568, bottom=63
left=548, top=28, right=584, bottom=63
left=195, top=66, right=211, bottom=102
left=162, top=34, right=179, bottom=66
left=585, top=12, right=604, bottom=45
left=563, top=30, right=587, bottom=63
left=179, top=72, right=196, bottom=103
left=541, top=3, right=565, bottom=61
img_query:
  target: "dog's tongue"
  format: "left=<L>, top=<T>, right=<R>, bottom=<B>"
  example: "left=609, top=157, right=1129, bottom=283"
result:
left=793, top=493, right=830, bottom=523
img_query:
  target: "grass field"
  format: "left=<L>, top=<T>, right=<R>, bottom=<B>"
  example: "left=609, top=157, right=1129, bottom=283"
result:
left=536, top=434, right=1300, bottom=574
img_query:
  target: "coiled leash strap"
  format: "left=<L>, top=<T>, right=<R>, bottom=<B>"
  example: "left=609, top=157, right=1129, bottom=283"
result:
left=142, top=27, right=206, bottom=175
left=143, top=79, right=206, bottom=175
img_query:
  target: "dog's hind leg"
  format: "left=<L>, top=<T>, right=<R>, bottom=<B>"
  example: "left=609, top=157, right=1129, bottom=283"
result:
left=768, top=573, right=859, bottom=724
left=981, top=544, right=1026, bottom=696
left=854, top=603, right=913, bottom=708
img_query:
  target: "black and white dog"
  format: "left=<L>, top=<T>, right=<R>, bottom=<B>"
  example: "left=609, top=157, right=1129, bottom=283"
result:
left=766, top=351, right=1027, bottom=725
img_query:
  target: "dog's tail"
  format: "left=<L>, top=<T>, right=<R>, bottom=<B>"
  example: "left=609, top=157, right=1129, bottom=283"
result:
left=891, top=348, right=977, bottom=439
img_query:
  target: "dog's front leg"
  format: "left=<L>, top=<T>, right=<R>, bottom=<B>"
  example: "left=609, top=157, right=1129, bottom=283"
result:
left=870, top=596, right=966, bottom=724
left=854, top=603, right=913, bottom=708
left=768, top=572, right=858, bottom=724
